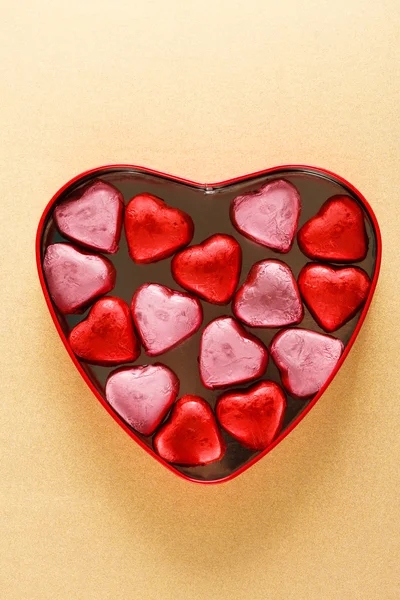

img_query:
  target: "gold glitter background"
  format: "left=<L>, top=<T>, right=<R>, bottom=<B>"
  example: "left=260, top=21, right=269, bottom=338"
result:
left=1, top=1, right=399, bottom=598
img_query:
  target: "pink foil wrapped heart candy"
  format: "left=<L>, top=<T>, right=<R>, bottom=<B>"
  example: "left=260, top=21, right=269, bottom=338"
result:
left=105, top=364, right=179, bottom=436
left=131, top=283, right=203, bottom=356
left=54, top=180, right=124, bottom=254
left=270, top=328, right=344, bottom=398
left=230, top=179, right=301, bottom=252
left=43, top=243, right=116, bottom=314
left=233, top=259, right=303, bottom=327
left=199, top=316, right=268, bottom=389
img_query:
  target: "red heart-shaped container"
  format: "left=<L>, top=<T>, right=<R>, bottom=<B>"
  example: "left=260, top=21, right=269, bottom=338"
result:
left=36, top=165, right=381, bottom=484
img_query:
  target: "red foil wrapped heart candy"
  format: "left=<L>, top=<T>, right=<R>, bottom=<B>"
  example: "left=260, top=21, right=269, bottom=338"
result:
left=68, top=297, right=140, bottom=365
left=171, top=234, right=242, bottom=304
left=216, top=381, right=286, bottom=451
left=124, top=193, right=194, bottom=263
left=54, top=180, right=124, bottom=254
left=154, top=395, right=225, bottom=466
left=230, top=179, right=301, bottom=252
left=270, top=328, right=344, bottom=398
left=297, top=195, right=368, bottom=262
left=105, top=364, right=179, bottom=436
left=233, top=259, right=303, bottom=327
left=199, top=316, right=268, bottom=389
left=298, top=264, right=371, bottom=332
left=131, top=283, right=203, bottom=356
left=43, top=243, right=116, bottom=314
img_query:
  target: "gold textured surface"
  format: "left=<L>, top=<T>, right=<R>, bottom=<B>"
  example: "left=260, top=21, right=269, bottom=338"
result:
left=1, top=2, right=399, bottom=599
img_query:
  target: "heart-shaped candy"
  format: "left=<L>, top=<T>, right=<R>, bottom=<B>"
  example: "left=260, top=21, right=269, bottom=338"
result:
left=297, top=195, right=368, bottom=262
left=233, top=259, right=303, bottom=327
left=216, top=381, right=286, bottom=450
left=199, top=316, right=268, bottom=389
left=171, top=234, right=242, bottom=304
left=270, top=328, right=344, bottom=398
left=68, top=296, right=140, bottom=365
left=43, top=243, right=116, bottom=314
left=230, top=179, right=301, bottom=252
left=124, top=193, right=194, bottom=263
left=105, top=364, right=179, bottom=436
left=131, top=283, right=202, bottom=356
left=298, top=264, right=371, bottom=332
left=54, top=180, right=124, bottom=254
left=154, top=395, right=225, bottom=465
left=37, top=165, right=381, bottom=483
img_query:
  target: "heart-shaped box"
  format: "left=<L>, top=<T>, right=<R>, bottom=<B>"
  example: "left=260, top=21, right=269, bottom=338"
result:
left=36, top=165, right=381, bottom=484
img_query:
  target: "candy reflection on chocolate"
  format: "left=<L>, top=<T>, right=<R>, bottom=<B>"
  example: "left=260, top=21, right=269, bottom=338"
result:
left=154, top=395, right=225, bottom=466
left=171, top=234, right=242, bottom=304
left=270, top=328, right=344, bottom=398
left=54, top=180, right=124, bottom=254
left=230, top=179, right=301, bottom=252
left=131, top=283, right=203, bottom=356
left=297, top=195, right=368, bottom=262
left=298, top=264, right=371, bottom=332
left=43, top=243, right=116, bottom=314
left=216, top=381, right=286, bottom=451
left=68, top=297, right=140, bottom=365
left=105, top=364, right=179, bottom=436
left=199, top=316, right=268, bottom=389
left=233, top=259, right=303, bottom=327
left=124, top=193, right=194, bottom=263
